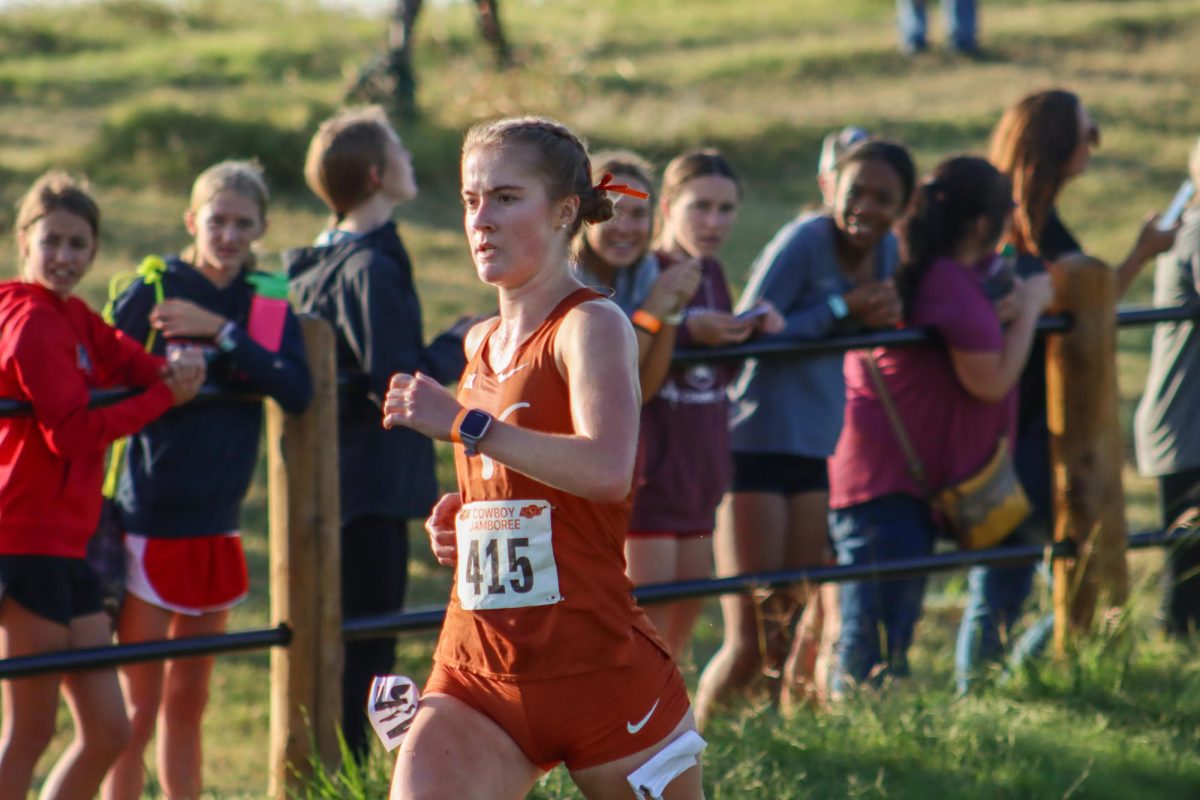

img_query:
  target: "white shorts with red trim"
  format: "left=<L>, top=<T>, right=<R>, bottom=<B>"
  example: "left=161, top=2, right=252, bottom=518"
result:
left=124, top=532, right=249, bottom=616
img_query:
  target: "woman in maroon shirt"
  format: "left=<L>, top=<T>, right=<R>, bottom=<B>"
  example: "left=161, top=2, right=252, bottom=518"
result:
left=625, top=150, right=781, bottom=660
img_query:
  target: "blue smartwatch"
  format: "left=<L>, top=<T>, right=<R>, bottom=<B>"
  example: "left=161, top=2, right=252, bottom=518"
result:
left=826, top=294, right=849, bottom=320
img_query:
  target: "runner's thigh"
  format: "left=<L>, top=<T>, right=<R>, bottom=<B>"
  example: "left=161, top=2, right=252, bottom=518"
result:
left=569, top=708, right=704, bottom=800
left=390, top=693, right=541, bottom=800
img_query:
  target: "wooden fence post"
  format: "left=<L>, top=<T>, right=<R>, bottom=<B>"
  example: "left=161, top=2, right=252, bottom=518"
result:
left=267, top=315, right=342, bottom=798
left=1045, top=255, right=1130, bottom=658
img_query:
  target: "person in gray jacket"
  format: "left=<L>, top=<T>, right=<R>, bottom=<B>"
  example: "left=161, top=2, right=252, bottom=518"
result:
left=1135, top=138, right=1200, bottom=639
left=694, top=139, right=914, bottom=723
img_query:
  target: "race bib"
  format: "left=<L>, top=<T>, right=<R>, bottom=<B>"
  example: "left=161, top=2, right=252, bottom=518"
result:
left=455, top=499, right=562, bottom=611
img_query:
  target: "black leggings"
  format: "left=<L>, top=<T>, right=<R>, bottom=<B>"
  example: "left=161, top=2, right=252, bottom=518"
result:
left=1160, top=467, right=1200, bottom=637
left=341, top=515, right=410, bottom=759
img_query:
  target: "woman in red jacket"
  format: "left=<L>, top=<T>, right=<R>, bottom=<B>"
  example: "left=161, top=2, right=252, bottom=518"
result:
left=0, top=172, right=204, bottom=800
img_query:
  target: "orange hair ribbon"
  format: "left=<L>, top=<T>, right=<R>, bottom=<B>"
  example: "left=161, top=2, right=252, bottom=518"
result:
left=595, top=172, right=649, bottom=200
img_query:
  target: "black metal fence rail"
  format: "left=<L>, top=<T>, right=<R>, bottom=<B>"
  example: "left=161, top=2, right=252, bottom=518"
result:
left=674, top=301, right=1197, bottom=365
left=0, top=625, right=291, bottom=680
left=3, top=528, right=1193, bottom=679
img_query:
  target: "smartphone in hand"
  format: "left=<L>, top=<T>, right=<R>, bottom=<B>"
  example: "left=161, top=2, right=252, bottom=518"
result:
left=736, top=305, right=770, bottom=323
left=1158, top=179, right=1195, bottom=231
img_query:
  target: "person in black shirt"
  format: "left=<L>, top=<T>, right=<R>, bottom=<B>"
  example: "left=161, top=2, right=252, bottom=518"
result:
left=955, top=89, right=1178, bottom=693
left=286, top=107, right=472, bottom=759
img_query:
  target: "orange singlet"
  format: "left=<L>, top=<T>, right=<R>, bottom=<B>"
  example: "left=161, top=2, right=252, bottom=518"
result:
left=427, top=288, right=690, bottom=771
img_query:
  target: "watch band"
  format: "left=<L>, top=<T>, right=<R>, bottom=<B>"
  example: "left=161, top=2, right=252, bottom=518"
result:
left=215, top=320, right=238, bottom=352
left=826, top=294, right=849, bottom=320
left=450, top=407, right=469, bottom=445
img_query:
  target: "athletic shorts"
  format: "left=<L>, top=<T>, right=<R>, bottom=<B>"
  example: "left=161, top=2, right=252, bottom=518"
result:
left=426, top=629, right=690, bottom=771
left=0, top=555, right=104, bottom=626
left=731, top=452, right=829, bottom=495
left=125, top=532, right=249, bottom=616
left=627, top=529, right=711, bottom=540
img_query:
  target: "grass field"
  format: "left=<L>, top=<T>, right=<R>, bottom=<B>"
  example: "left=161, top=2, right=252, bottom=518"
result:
left=3, top=0, right=1200, bottom=796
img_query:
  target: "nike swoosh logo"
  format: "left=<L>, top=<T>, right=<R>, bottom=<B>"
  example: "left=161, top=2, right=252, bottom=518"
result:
left=626, top=699, right=660, bottom=734
left=496, top=363, right=528, bottom=383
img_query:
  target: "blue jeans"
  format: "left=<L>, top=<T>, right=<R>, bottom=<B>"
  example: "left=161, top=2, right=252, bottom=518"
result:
left=829, top=494, right=935, bottom=694
left=896, top=0, right=978, bottom=52
left=955, top=561, right=1035, bottom=693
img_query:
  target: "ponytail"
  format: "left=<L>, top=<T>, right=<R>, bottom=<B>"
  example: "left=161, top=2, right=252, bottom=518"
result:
left=895, top=157, right=1012, bottom=317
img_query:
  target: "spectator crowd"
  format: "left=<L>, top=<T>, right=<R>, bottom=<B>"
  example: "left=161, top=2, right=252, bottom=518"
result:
left=0, top=87, right=1196, bottom=798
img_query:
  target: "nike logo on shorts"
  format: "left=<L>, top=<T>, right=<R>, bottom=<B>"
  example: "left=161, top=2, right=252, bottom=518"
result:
left=496, top=363, right=528, bottom=383
left=626, top=699, right=660, bottom=735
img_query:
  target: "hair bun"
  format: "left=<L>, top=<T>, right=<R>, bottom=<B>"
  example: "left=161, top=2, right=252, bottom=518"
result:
left=578, top=187, right=614, bottom=225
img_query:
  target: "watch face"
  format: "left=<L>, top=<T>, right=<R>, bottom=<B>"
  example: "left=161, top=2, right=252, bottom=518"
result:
left=459, top=409, right=492, bottom=440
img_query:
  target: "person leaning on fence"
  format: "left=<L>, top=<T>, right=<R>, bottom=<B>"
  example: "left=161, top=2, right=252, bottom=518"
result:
left=953, top=89, right=1180, bottom=692
left=826, top=156, right=1054, bottom=695
left=694, top=139, right=914, bottom=722
left=102, top=161, right=312, bottom=800
left=0, top=172, right=205, bottom=800
left=384, top=116, right=704, bottom=800
left=570, top=149, right=703, bottom=398
left=625, top=149, right=780, bottom=663
left=1135, top=136, right=1200, bottom=639
left=285, top=105, right=474, bottom=761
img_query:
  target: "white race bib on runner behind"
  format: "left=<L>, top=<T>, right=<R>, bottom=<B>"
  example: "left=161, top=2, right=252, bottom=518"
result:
left=455, top=499, right=561, bottom=611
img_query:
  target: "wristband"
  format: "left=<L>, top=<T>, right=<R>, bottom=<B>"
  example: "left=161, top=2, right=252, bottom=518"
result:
left=215, top=320, right=239, bottom=352
left=663, top=308, right=686, bottom=326
left=450, top=407, right=469, bottom=445
left=631, top=308, right=663, bottom=335
left=826, top=294, right=849, bottom=320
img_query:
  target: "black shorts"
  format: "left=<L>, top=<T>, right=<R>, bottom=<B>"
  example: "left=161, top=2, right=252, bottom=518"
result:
left=0, top=555, right=104, bottom=626
left=731, top=452, right=829, bottom=495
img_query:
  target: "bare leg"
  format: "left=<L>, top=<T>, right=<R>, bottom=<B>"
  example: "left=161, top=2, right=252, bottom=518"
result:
left=664, top=537, right=714, bottom=664
left=0, top=599, right=66, bottom=800
left=693, top=493, right=788, bottom=727
left=780, top=490, right=834, bottom=711
left=386, top=0, right=423, bottom=117
left=39, top=612, right=130, bottom=800
left=570, top=709, right=703, bottom=800
left=474, top=0, right=512, bottom=65
left=157, top=608, right=229, bottom=800
left=626, top=536, right=679, bottom=647
left=390, top=693, right=541, bottom=800
left=103, top=594, right=171, bottom=800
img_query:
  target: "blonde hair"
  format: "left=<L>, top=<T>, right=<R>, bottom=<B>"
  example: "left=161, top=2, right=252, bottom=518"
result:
left=189, top=160, right=269, bottom=219
left=184, top=160, right=268, bottom=267
left=304, top=106, right=394, bottom=216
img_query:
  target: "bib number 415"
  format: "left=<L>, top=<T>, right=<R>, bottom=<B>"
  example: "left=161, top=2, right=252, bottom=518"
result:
left=454, top=499, right=561, bottom=611
left=463, top=536, right=533, bottom=596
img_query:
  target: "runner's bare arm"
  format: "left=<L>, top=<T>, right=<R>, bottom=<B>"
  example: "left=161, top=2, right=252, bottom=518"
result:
left=383, top=299, right=640, bottom=502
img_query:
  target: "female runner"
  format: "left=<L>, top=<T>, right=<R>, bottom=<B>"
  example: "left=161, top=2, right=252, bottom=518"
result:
left=383, top=116, right=704, bottom=799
